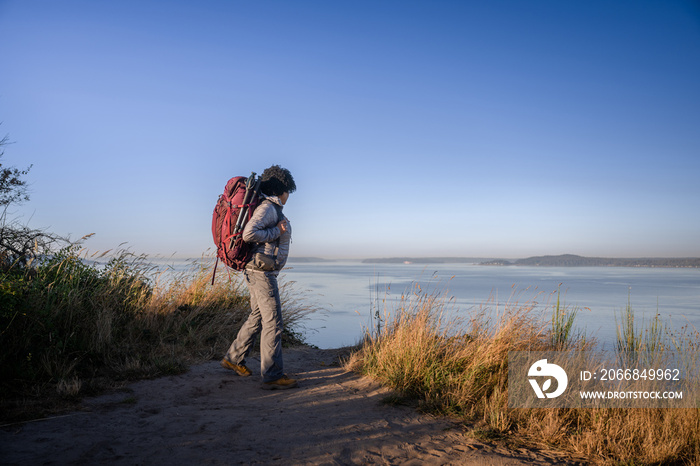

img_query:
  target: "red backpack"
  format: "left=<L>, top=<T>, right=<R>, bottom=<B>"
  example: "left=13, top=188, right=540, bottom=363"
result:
left=211, top=173, right=261, bottom=278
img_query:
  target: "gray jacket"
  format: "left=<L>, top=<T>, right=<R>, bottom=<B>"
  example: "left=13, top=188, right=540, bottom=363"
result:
left=242, top=196, right=291, bottom=270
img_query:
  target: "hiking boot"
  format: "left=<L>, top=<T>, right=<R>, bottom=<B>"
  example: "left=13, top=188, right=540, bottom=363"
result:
left=220, top=359, right=252, bottom=377
left=262, top=375, right=298, bottom=390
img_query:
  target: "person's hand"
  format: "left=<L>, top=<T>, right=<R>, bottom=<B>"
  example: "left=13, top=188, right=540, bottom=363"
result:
left=278, top=219, right=288, bottom=234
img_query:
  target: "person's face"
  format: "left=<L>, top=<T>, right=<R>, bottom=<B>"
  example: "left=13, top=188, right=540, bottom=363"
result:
left=279, top=191, right=290, bottom=205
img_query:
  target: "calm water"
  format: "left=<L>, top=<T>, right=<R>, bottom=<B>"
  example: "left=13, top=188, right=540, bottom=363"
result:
left=282, top=261, right=700, bottom=350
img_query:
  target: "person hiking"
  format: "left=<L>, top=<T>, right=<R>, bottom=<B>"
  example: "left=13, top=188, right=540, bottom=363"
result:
left=220, top=165, right=298, bottom=390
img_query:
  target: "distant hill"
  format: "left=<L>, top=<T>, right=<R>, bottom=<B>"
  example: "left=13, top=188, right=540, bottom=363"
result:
left=480, top=259, right=512, bottom=266
left=362, top=257, right=494, bottom=264
left=287, top=257, right=336, bottom=263
left=505, top=254, right=700, bottom=268
left=361, top=254, right=700, bottom=268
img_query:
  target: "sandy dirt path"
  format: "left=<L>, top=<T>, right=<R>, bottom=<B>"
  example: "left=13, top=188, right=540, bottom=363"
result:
left=1, top=347, right=575, bottom=465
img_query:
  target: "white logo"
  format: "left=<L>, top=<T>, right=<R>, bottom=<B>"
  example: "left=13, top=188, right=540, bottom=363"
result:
left=528, top=359, right=568, bottom=399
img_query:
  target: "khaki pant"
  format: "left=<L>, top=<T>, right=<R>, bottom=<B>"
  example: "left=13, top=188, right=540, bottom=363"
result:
left=225, top=267, right=284, bottom=383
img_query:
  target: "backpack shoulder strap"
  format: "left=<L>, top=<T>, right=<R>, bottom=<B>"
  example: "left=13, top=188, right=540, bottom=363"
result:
left=271, top=202, right=283, bottom=223
left=259, top=199, right=284, bottom=260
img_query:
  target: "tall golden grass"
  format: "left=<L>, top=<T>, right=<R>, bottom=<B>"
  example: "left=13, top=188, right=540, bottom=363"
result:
left=346, top=283, right=700, bottom=465
left=0, top=247, right=317, bottom=422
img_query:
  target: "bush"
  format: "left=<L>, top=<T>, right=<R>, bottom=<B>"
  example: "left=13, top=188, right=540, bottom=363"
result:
left=346, top=284, right=700, bottom=465
left=0, top=247, right=316, bottom=422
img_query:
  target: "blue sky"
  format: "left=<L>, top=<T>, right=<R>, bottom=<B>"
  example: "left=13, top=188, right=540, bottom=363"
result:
left=1, top=0, right=699, bottom=259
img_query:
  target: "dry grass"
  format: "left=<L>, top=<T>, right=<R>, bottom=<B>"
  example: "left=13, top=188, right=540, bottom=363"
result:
left=0, top=248, right=318, bottom=423
left=346, top=283, right=700, bottom=465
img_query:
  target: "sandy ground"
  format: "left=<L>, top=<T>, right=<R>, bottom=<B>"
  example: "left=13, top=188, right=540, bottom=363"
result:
left=1, top=347, right=576, bottom=465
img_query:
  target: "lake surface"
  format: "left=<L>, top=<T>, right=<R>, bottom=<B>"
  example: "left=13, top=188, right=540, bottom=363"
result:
left=281, top=261, right=700, bottom=350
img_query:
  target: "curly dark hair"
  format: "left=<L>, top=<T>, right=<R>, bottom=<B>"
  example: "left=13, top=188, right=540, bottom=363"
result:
left=260, top=165, right=296, bottom=196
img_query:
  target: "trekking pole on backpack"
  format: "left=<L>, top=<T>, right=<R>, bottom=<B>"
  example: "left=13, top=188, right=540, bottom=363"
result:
left=231, top=172, right=261, bottom=244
